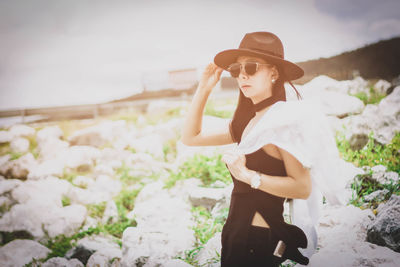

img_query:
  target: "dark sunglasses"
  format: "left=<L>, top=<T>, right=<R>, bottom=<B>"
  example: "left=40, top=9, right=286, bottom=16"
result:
left=227, top=62, right=273, bottom=78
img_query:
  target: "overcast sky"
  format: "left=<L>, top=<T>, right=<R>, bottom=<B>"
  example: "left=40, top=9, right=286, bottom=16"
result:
left=1, top=0, right=399, bottom=110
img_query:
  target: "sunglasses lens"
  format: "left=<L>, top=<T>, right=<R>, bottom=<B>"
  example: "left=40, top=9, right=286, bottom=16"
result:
left=244, top=62, right=258, bottom=75
left=228, top=63, right=241, bottom=78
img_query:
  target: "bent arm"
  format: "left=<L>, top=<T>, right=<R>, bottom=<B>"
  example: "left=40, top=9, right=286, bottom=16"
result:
left=181, top=64, right=234, bottom=146
left=181, top=88, right=234, bottom=146
left=243, top=146, right=311, bottom=199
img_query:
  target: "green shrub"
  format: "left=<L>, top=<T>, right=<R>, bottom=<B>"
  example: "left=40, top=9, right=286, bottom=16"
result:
left=350, top=172, right=399, bottom=209
left=336, top=131, right=400, bottom=208
left=164, top=153, right=232, bottom=188
left=350, top=86, right=386, bottom=105
left=336, top=131, right=400, bottom=174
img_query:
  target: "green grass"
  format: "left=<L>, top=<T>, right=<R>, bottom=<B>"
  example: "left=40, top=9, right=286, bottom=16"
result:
left=204, top=100, right=234, bottom=119
left=164, top=153, right=232, bottom=189
left=115, top=163, right=143, bottom=186
left=61, top=196, right=71, bottom=207
left=87, top=202, right=107, bottom=219
left=39, top=217, right=137, bottom=262
left=114, top=187, right=143, bottom=218
left=336, top=131, right=400, bottom=209
left=349, top=172, right=398, bottom=209
left=350, top=86, right=386, bottom=105
left=336, top=131, right=400, bottom=173
left=163, top=137, right=178, bottom=162
left=176, top=206, right=228, bottom=266
left=61, top=169, right=92, bottom=186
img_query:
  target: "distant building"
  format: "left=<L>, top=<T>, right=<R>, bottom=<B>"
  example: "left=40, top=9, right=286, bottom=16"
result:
left=168, top=68, right=198, bottom=90
left=142, top=68, right=198, bottom=91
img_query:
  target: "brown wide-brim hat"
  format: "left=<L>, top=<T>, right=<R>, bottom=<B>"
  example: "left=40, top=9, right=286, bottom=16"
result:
left=214, top=31, right=304, bottom=81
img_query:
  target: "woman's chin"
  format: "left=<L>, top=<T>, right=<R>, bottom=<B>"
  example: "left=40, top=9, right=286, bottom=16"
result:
left=241, top=90, right=254, bottom=99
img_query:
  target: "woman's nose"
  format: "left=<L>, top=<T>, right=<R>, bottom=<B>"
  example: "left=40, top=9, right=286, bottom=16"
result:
left=238, top=65, right=248, bottom=79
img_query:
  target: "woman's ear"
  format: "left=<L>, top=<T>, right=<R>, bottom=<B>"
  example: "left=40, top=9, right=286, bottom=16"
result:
left=272, top=66, right=280, bottom=81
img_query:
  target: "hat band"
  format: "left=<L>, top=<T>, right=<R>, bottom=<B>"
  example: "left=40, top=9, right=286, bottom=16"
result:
left=241, top=47, right=283, bottom=59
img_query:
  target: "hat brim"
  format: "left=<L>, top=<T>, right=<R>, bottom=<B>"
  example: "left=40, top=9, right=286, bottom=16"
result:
left=214, top=48, right=304, bottom=81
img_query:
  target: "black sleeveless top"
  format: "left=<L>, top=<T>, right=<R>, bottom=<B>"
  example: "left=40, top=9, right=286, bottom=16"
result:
left=220, top=121, right=309, bottom=266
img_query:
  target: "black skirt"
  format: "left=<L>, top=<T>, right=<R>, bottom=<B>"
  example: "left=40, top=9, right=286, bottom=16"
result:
left=221, top=218, right=286, bottom=267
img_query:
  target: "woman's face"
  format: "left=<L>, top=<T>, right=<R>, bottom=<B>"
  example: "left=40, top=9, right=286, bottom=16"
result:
left=235, top=56, right=278, bottom=104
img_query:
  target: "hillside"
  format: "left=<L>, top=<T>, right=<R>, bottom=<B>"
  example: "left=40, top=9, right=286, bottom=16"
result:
left=295, top=36, right=400, bottom=84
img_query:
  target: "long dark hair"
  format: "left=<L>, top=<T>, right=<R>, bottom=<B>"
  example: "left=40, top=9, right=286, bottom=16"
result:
left=230, top=65, right=302, bottom=143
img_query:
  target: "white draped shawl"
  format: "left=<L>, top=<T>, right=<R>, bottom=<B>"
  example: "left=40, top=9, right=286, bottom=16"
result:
left=235, top=99, right=350, bottom=258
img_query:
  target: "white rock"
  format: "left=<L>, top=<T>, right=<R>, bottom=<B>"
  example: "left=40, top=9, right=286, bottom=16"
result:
left=102, top=200, right=119, bottom=224
left=308, top=91, right=365, bottom=117
left=27, top=158, right=65, bottom=180
left=0, top=239, right=50, bottom=267
left=379, top=86, right=400, bottom=117
left=9, top=124, right=35, bottom=138
left=347, top=76, right=369, bottom=96
left=67, top=186, right=112, bottom=205
left=128, top=134, right=164, bottom=159
left=189, top=186, right=227, bottom=211
left=45, top=204, right=87, bottom=238
left=11, top=176, right=71, bottom=205
left=90, top=175, right=122, bottom=197
left=371, top=165, right=387, bottom=173
left=167, top=177, right=203, bottom=201
left=0, top=153, right=37, bottom=179
left=42, top=257, right=84, bottom=267
left=196, top=232, right=222, bottom=266
left=162, top=259, right=194, bottom=267
left=93, top=164, right=115, bottom=177
left=0, top=179, right=22, bottom=195
left=122, top=181, right=196, bottom=265
left=372, top=171, right=399, bottom=185
left=37, top=138, right=69, bottom=161
left=87, top=249, right=122, bottom=267
left=121, top=226, right=195, bottom=266
left=76, top=235, right=120, bottom=252
left=36, top=125, right=63, bottom=144
left=302, top=75, right=345, bottom=93
left=68, top=120, right=130, bottom=149
left=0, top=200, right=86, bottom=239
left=62, top=145, right=101, bottom=171
left=10, top=137, right=30, bottom=154
left=374, top=79, right=391, bottom=94
left=73, top=175, right=95, bottom=188
left=302, top=204, right=400, bottom=267
left=0, top=130, right=12, bottom=143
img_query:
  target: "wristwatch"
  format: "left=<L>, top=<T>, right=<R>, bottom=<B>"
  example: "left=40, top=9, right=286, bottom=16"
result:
left=250, top=171, right=261, bottom=189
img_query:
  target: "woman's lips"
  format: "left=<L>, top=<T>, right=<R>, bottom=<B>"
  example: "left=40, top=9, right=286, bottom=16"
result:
left=241, top=85, right=251, bottom=89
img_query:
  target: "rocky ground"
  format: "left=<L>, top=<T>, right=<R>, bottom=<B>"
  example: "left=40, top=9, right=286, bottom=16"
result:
left=0, top=75, right=399, bottom=267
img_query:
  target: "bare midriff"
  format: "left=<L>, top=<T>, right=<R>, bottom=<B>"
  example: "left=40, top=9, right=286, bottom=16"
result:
left=251, top=211, right=270, bottom=228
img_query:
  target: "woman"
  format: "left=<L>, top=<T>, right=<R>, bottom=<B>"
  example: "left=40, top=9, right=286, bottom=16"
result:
left=181, top=31, right=311, bottom=266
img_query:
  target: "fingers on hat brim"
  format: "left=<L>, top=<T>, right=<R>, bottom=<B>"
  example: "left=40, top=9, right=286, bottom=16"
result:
left=214, top=49, right=304, bottom=81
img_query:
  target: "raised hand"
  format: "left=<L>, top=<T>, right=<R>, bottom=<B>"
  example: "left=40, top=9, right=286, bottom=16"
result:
left=198, top=63, right=223, bottom=93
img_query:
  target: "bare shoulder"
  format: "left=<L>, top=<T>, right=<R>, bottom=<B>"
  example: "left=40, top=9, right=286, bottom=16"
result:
left=261, top=144, right=283, bottom=161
